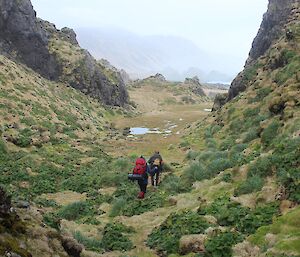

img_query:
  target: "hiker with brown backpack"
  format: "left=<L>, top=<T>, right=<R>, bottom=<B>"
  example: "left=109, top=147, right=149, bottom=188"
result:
left=148, top=151, right=163, bottom=187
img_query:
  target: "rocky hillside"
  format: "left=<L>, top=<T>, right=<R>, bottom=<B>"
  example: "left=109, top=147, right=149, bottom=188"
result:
left=226, top=0, right=299, bottom=101
left=171, top=0, right=300, bottom=256
left=129, top=74, right=209, bottom=108
left=0, top=0, right=128, bottom=106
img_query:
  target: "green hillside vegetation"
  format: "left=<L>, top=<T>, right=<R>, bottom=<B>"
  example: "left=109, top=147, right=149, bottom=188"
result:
left=144, top=22, right=300, bottom=257
left=1, top=2, right=300, bottom=257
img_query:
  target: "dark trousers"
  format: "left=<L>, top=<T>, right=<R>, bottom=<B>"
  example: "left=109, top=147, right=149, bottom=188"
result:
left=151, top=171, right=160, bottom=186
left=138, top=179, right=147, bottom=193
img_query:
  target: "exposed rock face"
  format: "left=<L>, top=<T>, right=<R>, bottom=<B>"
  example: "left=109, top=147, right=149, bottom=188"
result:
left=0, top=0, right=61, bottom=80
left=0, top=0, right=129, bottom=106
left=68, top=51, right=128, bottom=106
left=247, top=0, right=298, bottom=64
left=183, top=76, right=206, bottom=96
left=212, top=93, right=228, bottom=111
left=215, top=0, right=299, bottom=106
left=148, top=73, right=166, bottom=82
left=60, top=27, right=78, bottom=45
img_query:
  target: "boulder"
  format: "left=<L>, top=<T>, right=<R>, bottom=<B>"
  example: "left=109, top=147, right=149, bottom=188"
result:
left=212, top=93, right=228, bottom=111
left=61, top=236, right=83, bottom=257
left=233, top=241, right=260, bottom=257
left=0, top=187, right=11, bottom=215
left=179, top=234, right=206, bottom=255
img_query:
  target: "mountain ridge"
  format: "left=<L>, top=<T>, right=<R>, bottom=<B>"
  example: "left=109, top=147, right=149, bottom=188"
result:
left=0, top=0, right=128, bottom=106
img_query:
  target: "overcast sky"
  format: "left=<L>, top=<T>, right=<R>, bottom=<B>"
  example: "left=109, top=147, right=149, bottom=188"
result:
left=31, top=0, right=269, bottom=75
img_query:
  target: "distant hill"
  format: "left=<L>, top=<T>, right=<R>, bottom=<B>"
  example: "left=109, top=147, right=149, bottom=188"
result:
left=75, top=27, right=235, bottom=82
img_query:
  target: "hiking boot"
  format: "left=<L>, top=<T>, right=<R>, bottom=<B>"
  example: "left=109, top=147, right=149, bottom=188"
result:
left=138, top=192, right=145, bottom=199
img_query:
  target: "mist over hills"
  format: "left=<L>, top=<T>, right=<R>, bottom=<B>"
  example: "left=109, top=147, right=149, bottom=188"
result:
left=75, top=27, right=235, bottom=82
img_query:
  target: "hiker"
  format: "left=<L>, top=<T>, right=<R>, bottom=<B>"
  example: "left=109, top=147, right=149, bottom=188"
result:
left=129, top=156, right=149, bottom=199
left=148, top=151, right=163, bottom=187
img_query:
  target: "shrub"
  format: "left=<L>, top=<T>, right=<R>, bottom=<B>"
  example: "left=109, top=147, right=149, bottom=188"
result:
left=243, top=130, right=259, bottom=143
left=35, top=198, right=58, bottom=207
left=122, top=192, right=167, bottom=216
left=43, top=212, right=60, bottom=230
left=15, top=128, right=33, bottom=147
left=73, top=231, right=103, bottom=252
left=207, top=158, right=232, bottom=175
left=101, top=223, right=134, bottom=251
left=159, top=174, right=189, bottom=195
left=204, top=232, right=244, bottom=257
left=261, top=121, right=281, bottom=147
left=206, top=138, right=217, bottom=149
left=219, top=136, right=236, bottom=151
left=243, top=107, right=260, bottom=118
left=247, top=156, right=273, bottom=178
left=182, top=162, right=208, bottom=184
left=147, top=211, right=210, bottom=255
left=199, top=197, right=279, bottom=235
left=229, top=119, right=243, bottom=133
left=234, top=175, right=264, bottom=196
left=221, top=173, right=232, bottom=183
left=230, top=144, right=248, bottom=155
left=57, top=201, right=95, bottom=221
left=242, top=62, right=262, bottom=83
left=186, top=150, right=199, bottom=160
left=0, top=138, right=7, bottom=154
left=248, top=87, right=272, bottom=103
left=113, top=158, right=131, bottom=172
left=109, top=197, right=128, bottom=217
left=274, top=54, right=300, bottom=85
left=272, top=138, right=300, bottom=203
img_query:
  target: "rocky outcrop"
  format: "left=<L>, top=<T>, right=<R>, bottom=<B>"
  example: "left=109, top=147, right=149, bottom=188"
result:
left=61, top=236, right=83, bottom=257
left=179, top=234, right=206, bottom=255
left=183, top=76, right=206, bottom=97
left=247, top=0, right=298, bottom=64
left=217, top=0, right=299, bottom=105
left=148, top=73, right=166, bottom=82
left=67, top=51, right=128, bottom=106
left=0, top=0, right=128, bottom=106
left=0, top=0, right=61, bottom=80
left=212, top=93, right=228, bottom=111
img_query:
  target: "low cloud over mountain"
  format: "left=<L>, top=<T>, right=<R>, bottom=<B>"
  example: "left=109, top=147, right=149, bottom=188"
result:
left=76, top=27, right=235, bottom=82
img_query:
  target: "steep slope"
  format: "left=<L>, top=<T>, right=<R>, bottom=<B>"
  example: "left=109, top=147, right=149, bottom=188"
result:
left=0, top=52, right=133, bottom=256
left=227, top=0, right=299, bottom=101
left=0, top=0, right=128, bottom=106
left=144, top=1, right=300, bottom=257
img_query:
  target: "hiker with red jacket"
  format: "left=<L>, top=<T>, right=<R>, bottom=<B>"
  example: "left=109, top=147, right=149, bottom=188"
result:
left=148, top=151, right=163, bottom=187
left=129, top=156, right=149, bottom=199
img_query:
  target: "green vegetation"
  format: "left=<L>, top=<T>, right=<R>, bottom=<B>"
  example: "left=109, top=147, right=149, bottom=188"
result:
left=234, top=175, right=264, bottom=196
left=73, top=222, right=135, bottom=253
left=274, top=53, right=300, bottom=85
left=109, top=182, right=168, bottom=217
left=249, top=207, right=300, bottom=253
left=73, top=231, right=103, bottom=252
left=261, top=121, right=281, bottom=147
left=102, top=222, right=135, bottom=251
left=248, top=87, right=272, bottom=103
left=242, top=62, right=263, bottom=83
left=147, top=210, right=210, bottom=255
left=204, top=232, right=244, bottom=257
left=199, top=197, right=279, bottom=235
